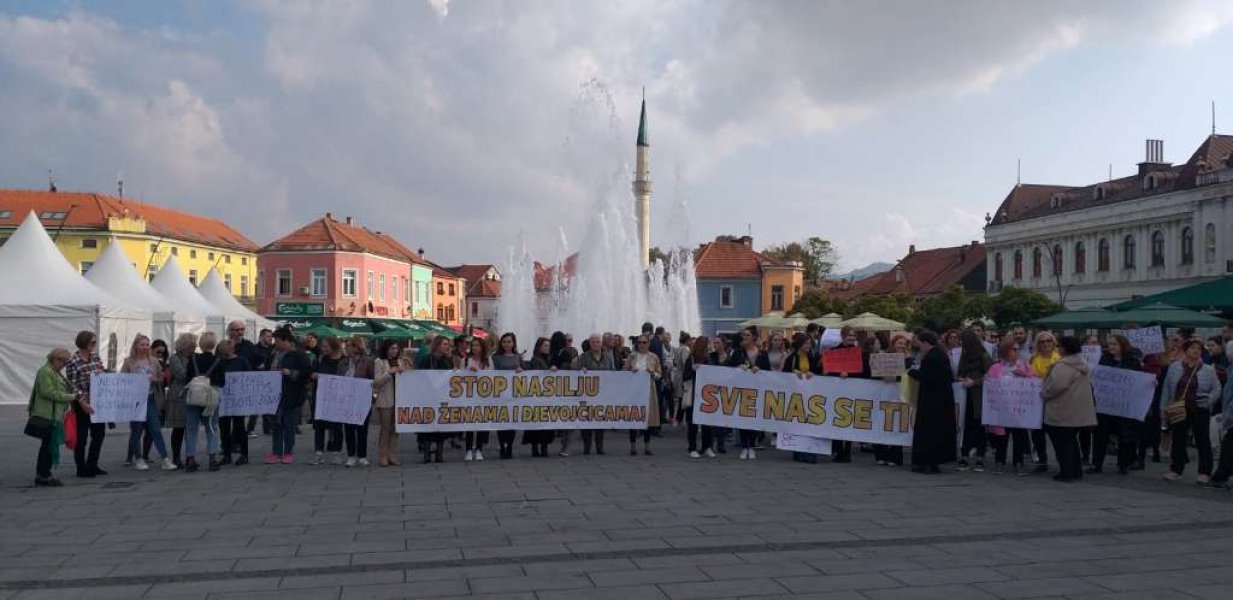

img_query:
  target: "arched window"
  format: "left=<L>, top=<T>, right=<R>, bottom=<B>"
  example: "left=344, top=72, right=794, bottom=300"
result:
left=1094, top=186, right=1106, bottom=201
left=1143, top=175, right=1156, bottom=191
left=1051, top=245, right=1063, bottom=276
left=436, top=305, right=445, bottom=321
left=1206, top=223, right=1217, bottom=263
left=994, top=252, right=1003, bottom=283
left=1181, top=227, right=1194, bottom=265
left=1097, top=238, right=1110, bottom=272
left=1151, top=230, right=1165, bottom=266
left=1123, top=235, right=1136, bottom=269
left=446, top=305, right=456, bottom=322
left=1013, top=250, right=1023, bottom=279
left=1074, top=241, right=1086, bottom=274
left=1032, top=248, right=1042, bottom=278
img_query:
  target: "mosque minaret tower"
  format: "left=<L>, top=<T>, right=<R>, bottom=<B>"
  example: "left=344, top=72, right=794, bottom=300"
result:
left=633, top=94, right=652, bottom=270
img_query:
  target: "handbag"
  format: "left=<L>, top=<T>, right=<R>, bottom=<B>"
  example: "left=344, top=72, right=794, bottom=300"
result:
left=63, top=408, right=78, bottom=450
left=23, top=386, right=53, bottom=440
left=1166, top=367, right=1199, bottom=425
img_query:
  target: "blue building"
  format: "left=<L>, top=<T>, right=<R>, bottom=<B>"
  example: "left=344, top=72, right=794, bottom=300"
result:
left=694, top=236, right=803, bottom=337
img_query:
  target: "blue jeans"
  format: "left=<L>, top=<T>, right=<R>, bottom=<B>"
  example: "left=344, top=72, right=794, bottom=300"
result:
left=184, top=405, right=220, bottom=459
left=129, top=394, right=168, bottom=461
left=272, top=405, right=302, bottom=456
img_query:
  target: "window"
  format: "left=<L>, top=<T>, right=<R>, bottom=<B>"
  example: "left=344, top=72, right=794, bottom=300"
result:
left=1143, top=175, right=1157, bottom=190
left=257, top=270, right=264, bottom=297
left=342, top=269, right=358, bottom=297
left=1032, top=248, right=1042, bottom=278
left=1094, top=186, right=1106, bottom=201
left=189, top=249, right=197, bottom=259
left=0, top=210, right=11, bottom=219
left=223, top=255, right=231, bottom=264
left=404, top=278, right=410, bottom=303
left=378, top=274, right=386, bottom=301
left=1074, top=242, right=1086, bottom=274
left=391, top=276, right=398, bottom=300
left=1150, top=230, right=1165, bottom=266
left=310, top=269, right=327, bottom=297
left=188, top=269, right=199, bottom=286
left=448, top=283, right=455, bottom=296
left=1098, top=238, right=1110, bottom=272
left=1013, top=250, right=1023, bottom=279
left=1181, top=227, right=1194, bottom=265
left=1123, top=235, right=1137, bottom=269
left=719, top=285, right=733, bottom=308
left=446, top=305, right=455, bottom=322
left=208, top=252, right=215, bottom=261
left=367, top=271, right=374, bottom=299
left=994, top=253, right=1003, bottom=282
left=170, top=246, right=178, bottom=256
left=471, top=302, right=479, bottom=317
left=437, top=282, right=444, bottom=295
left=240, top=275, right=249, bottom=296
left=794, top=285, right=801, bottom=301
left=39, top=211, right=67, bottom=219
left=79, top=261, right=94, bottom=275
left=223, top=273, right=232, bottom=292
left=437, top=305, right=446, bottom=321
left=770, top=285, right=784, bottom=311
left=1047, top=245, right=1060, bottom=276
left=81, top=238, right=97, bottom=249
left=148, top=264, right=159, bottom=283
left=241, top=257, right=247, bottom=266
left=1206, top=223, right=1217, bottom=263
left=276, top=269, right=292, bottom=296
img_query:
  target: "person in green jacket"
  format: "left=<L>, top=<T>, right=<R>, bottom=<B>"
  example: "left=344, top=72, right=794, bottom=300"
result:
left=31, top=348, right=76, bottom=487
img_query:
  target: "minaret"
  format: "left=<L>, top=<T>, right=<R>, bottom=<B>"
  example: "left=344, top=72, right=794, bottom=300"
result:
left=633, top=92, right=652, bottom=270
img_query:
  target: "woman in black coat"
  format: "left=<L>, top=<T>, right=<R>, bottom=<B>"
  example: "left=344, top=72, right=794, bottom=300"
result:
left=725, top=326, right=771, bottom=460
left=522, top=337, right=556, bottom=457
left=419, top=336, right=456, bottom=463
left=907, top=330, right=957, bottom=474
left=1090, top=334, right=1143, bottom=475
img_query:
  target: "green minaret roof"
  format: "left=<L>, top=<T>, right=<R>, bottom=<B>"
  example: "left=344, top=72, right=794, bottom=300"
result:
left=636, top=96, right=649, bottom=147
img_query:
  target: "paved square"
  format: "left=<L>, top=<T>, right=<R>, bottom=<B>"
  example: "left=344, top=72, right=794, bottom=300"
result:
left=2, top=405, right=1232, bottom=599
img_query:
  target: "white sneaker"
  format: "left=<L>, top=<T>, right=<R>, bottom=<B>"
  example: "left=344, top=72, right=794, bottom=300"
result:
left=134, top=458, right=149, bottom=471
left=558, top=451, right=570, bottom=457
left=161, top=457, right=178, bottom=471
left=738, top=449, right=748, bottom=460
left=689, top=451, right=701, bottom=459
left=475, top=450, right=484, bottom=461
left=358, top=458, right=370, bottom=467
left=464, top=450, right=474, bottom=462
left=748, top=449, right=757, bottom=460
left=704, top=449, right=717, bottom=458
left=309, top=451, right=324, bottom=466
left=330, top=453, right=343, bottom=465
left=345, top=457, right=357, bottom=468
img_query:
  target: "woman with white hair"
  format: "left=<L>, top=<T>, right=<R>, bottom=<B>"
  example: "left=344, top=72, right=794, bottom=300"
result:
left=28, top=348, right=75, bottom=486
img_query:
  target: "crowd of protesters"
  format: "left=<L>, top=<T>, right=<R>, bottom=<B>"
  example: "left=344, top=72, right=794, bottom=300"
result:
left=25, top=317, right=1233, bottom=490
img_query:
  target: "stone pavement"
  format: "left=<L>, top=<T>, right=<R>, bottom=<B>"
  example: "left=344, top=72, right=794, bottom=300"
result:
left=2, top=404, right=1232, bottom=600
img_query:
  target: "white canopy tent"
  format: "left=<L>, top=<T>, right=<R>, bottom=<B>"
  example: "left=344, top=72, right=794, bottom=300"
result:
left=197, top=268, right=274, bottom=341
left=151, top=255, right=224, bottom=338
left=85, top=241, right=207, bottom=343
left=0, top=213, right=152, bottom=404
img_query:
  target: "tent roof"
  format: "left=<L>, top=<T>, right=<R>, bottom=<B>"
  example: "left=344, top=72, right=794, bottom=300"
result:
left=1111, top=302, right=1226, bottom=328
left=150, top=255, right=219, bottom=316
left=1109, top=277, right=1233, bottom=313
left=0, top=211, right=117, bottom=306
left=198, top=268, right=264, bottom=322
left=85, top=240, right=175, bottom=312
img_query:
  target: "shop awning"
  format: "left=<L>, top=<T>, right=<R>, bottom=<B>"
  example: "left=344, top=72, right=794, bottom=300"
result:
left=1108, top=277, right=1233, bottom=315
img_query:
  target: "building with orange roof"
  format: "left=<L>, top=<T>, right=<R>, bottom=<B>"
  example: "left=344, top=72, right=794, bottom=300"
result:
left=428, top=263, right=465, bottom=327
left=836, top=242, right=987, bottom=303
left=447, top=264, right=501, bottom=331
left=693, top=235, right=803, bottom=335
left=0, top=188, right=260, bottom=305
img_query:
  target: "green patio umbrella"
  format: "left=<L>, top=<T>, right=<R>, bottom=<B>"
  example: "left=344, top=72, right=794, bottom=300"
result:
left=294, top=324, right=350, bottom=339
left=1109, top=277, right=1233, bottom=313
left=372, top=319, right=427, bottom=341
left=1110, top=302, right=1227, bottom=328
left=1032, top=308, right=1122, bottom=329
left=332, top=317, right=378, bottom=336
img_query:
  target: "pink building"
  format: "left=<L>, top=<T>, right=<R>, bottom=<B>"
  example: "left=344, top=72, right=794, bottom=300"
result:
left=257, top=214, right=423, bottom=319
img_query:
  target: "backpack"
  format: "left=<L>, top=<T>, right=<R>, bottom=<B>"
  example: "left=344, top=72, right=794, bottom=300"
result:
left=185, top=356, right=221, bottom=408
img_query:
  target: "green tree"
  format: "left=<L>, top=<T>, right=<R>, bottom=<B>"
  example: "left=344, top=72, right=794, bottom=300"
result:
left=846, top=293, right=914, bottom=324
left=762, top=236, right=839, bottom=282
left=792, top=287, right=848, bottom=318
left=989, top=286, right=1059, bottom=328
left=912, top=286, right=989, bottom=332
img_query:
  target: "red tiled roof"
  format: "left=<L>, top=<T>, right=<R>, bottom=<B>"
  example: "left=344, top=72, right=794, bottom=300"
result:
left=831, top=274, right=884, bottom=301
left=533, top=255, right=578, bottom=292
left=852, top=243, right=986, bottom=298
left=0, top=189, right=259, bottom=252
left=988, top=184, right=1075, bottom=226
left=262, top=214, right=420, bottom=263
left=448, top=264, right=495, bottom=284
left=469, top=278, right=501, bottom=298
left=693, top=238, right=776, bottom=278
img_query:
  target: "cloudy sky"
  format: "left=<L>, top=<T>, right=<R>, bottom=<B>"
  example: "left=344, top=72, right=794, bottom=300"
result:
left=2, top=1, right=1232, bottom=271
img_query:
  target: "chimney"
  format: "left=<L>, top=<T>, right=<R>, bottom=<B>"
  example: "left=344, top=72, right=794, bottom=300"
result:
left=417, top=247, right=425, bottom=260
left=325, top=212, right=333, bottom=220
left=971, top=240, right=979, bottom=248
left=345, top=216, right=353, bottom=225
left=908, top=244, right=916, bottom=254
left=738, top=235, right=753, bottom=247
left=1138, top=139, right=1170, bottom=176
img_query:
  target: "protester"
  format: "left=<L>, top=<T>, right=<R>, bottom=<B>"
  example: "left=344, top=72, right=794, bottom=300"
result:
left=1161, top=339, right=1222, bottom=483
left=268, top=328, right=312, bottom=464
left=1208, top=348, right=1233, bottom=488
left=309, top=337, right=344, bottom=466
left=985, top=339, right=1034, bottom=475
left=492, top=333, right=524, bottom=459
left=65, top=331, right=107, bottom=478
left=122, top=334, right=177, bottom=472
left=246, top=328, right=276, bottom=437
left=1039, top=336, right=1098, bottom=483
left=626, top=332, right=663, bottom=456
left=29, top=348, right=75, bottom=486
left=551, top=331, right=576, bottom=456
left=767, top=333, right=788, bottom=373
left=1027, top=331, right=1061, bottom=472
left=872, top=333, right=911, bottom=467
left=463, top=337, right=491, bottom=461
left=684, top=336, right=715, bottom=458
left=339, top=336, right=375, bottom=467
left=1206, top=336, right=1229, bottom=384
left=166, top=333, right=195, bottom=468
left=908, top=330, right=956, bottom=474
left=183, top=332, right=224, bottom=472
left=522, top=336, right=556, bottom=457
left=220, top=321, right=257, bottom=465
left=726, top=326, right=769, bottom=460
left=139, top=339, right=170, bottom=463
left=825, top=326, right=863, bottom=463
left=216, top=339, right=252, bottom=466
left=1090, top=334, right=1141, bottom=475
left=672, top=332, right=692, bottom=424
left=373, top=339, right=410, bottom=466
left=419, top=335, right=455, bottom=463
left=576, top=333, right=612, bottom=455
left=784, top=331, right=822, bottom=464
left=956, top=329, right=993, bottom=472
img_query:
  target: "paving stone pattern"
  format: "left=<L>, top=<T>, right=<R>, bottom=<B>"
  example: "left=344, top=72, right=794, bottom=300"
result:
left=1, top=405, right=1232, bottom=599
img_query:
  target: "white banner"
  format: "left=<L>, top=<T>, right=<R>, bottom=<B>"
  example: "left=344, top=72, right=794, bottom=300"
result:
left=775, top=433, right=832, bottom=455
left=981, top=376, right=1044, bottom=429
left=395, top=370, right=650, bottom=432
left=1125, top=326, right=1165, bottom=355
left=219, top=371, right=282, bottom=417
left=90, top=373, right=148, bottom=423
left=315, top=374, right=373, bottom=425
left=1091, top=365, right=1157, bottom=421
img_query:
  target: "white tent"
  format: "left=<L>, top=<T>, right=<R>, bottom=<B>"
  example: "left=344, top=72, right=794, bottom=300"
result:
left=151, top=255, right=224, bottom=337
left=197, top=268, right=274, bottom=341
left=0, top=213, right=152, bottom=404
left=85, top=241, right=206, bottom=343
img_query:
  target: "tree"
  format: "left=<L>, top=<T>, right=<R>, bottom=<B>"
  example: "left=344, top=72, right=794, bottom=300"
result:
left=989, top=286, right=1059, bottom=329
left=846, top=293, right=914, bottom=324
left=792, top=287, right=848, bottom=318
left=714, top=235, right=740, bottom=242
left=762, top=236, right=839, bottom=282
left=912, top=286, right=988, bottom=332
left=648, top=246, right=667, bottom=266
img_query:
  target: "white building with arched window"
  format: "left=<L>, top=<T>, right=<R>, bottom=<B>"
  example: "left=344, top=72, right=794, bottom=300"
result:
left=984, top=135, right=1233, bottom=308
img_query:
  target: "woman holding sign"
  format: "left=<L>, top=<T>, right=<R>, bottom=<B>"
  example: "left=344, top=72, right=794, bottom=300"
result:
left=492, top=333, right=524, bottom=459
left=627, top=333, right=664, bottom=456
left=1090, top=335, right=1141, bottom=475
left=725, top=326, right=770, bottom=460
left=523, top=337, right=556, bottom=457
left=956, top=330, right=993, bottom=472
left=309, top=337, right=345, bottom=466
left=1161, top=339, right=1222, bottom=484
left=121, top=335, right=177, bottom=472
left=907, top=330, right=957, bottom=474
left=1039, top=336, right=1097, bottom=483
left=373, top=340, right=410, bottom=466
left=986, top=339, right=1034, bottom=476
left=339, top=336, right=375, bottom=467
left=419, top=335, right=455, bottom=463
left=463, top=337, right=492, bottom=461
left=784, top=332, right=823, bottom=464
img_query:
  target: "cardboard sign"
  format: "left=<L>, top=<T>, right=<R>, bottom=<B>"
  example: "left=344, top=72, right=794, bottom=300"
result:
left=219, top=371, right=282, bottom=417
left=981, top=376, right=1044, bottom=429
left=315, top=374, right=373, bottom=425
left=1081, top=345, right=1103, bottom=368
left=89, top=373, right=149, bottom=423
left=822, top=346, right=864, bottom=375
left=1091, top=365, right=1157, bottom=421
left=819, top=328, right=842, bottom=351
left=1125, top=326, right=1165, bottom=355
left=775, top=433, right=832, bottom=455
left=869, top=353, right=907, bottom=378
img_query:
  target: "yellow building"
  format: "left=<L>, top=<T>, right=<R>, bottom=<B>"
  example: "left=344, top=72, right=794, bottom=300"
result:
left=0, top=189, right=260, bottom=306
left=761, top=262, right=805, bottom=315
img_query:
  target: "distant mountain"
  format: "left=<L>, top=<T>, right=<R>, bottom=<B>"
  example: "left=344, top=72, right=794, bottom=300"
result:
left=833, top=262, right=893, bottom=282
